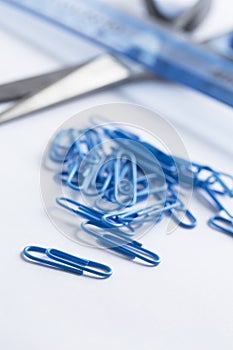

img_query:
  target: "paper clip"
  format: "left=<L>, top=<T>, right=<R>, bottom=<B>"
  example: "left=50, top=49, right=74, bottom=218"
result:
left=102, top=199, right=174, bottom=227
left=56, top=197, right=136, bottom=236
left=200, top=183, right=233, bottom=218
left=114, top=149, right=137, bottom=206
left=204, top=172, right=233, bottom=197
left=103, top=126, right=140, bottom=142
left=168, top=199, right=197, bottom=229
left=81, top=222, right=161, bottom=266
left=22, top=246, right=112, bottom=278
left=208, top=215, right=233, bottom=237
left=50, top=124, right=233, bottom=240
left=56, top=197, right=119, bottom=228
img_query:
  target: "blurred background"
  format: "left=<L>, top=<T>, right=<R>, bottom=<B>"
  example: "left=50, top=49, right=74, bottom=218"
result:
left=0, top=0, right=232, bottom=152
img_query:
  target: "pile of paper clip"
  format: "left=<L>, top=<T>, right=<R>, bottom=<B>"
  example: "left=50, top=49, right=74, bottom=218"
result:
left=43, top=119, right=233, bottom=270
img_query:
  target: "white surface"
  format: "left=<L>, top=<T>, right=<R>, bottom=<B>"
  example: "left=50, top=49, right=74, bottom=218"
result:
left=0, top=1, right=233, bottom=350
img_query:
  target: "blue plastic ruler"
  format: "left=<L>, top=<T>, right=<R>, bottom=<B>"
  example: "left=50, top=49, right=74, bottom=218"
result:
left=1, top=0, right=233, bottom=107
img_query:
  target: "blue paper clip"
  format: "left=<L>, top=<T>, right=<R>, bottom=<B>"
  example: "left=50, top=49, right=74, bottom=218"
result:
left=22, top=246, right=112, bottom=278
left=200, top=183, right=233, bottom=218
left=208, top=215, right=233, bottom=237
left=168, top=200, right=197, bottom=229
left=56, top=197, right=121, bottom=228
left=205, top=172, right=233, bottom=197
left=81, top=222, right=161, bottom=266
left=114, top=149, right=137, bottom=206
left=56, top=197, right=137, bottom=236
left=50, top=124, right=232, bottom=241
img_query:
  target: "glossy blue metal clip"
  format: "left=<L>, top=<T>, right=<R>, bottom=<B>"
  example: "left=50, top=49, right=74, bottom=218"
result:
left=208, top=215, right=233, bottom=237
left=200, top=183, right=233, bottom=218
left=50, top=124, right=232, bottom=239
left=22, top=246, right=112, bottom=278
left=56, top=197, right=137, bottom=236
left=168, top=198, right=197, bottom=229
left=81, top=222, right=161, bottom=266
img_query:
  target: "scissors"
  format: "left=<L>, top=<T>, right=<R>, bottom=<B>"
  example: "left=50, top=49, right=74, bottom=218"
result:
left=0, top=0, right=227, bottom=124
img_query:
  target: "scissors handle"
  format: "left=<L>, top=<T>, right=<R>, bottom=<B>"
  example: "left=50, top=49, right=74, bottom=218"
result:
left=145, top=0, right=212, bottom=32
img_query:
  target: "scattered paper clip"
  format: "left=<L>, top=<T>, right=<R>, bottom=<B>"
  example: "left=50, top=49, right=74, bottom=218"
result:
left=208, top=215, right=233, bottom=237
left=22, top=246, right=112, bottom=278
left=81, top=222, right=161, bottom=266
left=49, top=122, right=232, bottom=242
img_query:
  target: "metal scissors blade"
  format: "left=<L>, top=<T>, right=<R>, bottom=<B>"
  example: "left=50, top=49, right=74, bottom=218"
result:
left=0, top=65, right=77, bottom=102
left=0, top=54, right=147, bottom=124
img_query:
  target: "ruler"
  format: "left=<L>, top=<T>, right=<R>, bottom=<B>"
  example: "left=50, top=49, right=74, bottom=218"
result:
left=1, top=0, right=233, bottom=107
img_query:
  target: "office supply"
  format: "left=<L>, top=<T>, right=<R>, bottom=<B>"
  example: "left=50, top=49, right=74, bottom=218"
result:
left=200, top=183, right=232, bottom=217
left=189, top=162, right=233, bottom=236
left=0, top=65, right=77, bottom=102
left=56, top=197, right=132, bottom=231
left=0, top=0, right=232, bottom=109
left=206, top=31, right=233, bottom=61
left=22, top=245, right=112, bottom=278
left=81, top=222, right=161, bottom=266
left=56, top=197, right=180, bottom=230
left=0, top=0, right=232, bottom=125
left=208, top=214, right=233, bottom=237
left=49, top=122, right=232, bottom=240
left=168, top=206, right=197, bottom=229
left=145, top=0, right=212, bottom=32
left=0, top=54, right=145, bottom=123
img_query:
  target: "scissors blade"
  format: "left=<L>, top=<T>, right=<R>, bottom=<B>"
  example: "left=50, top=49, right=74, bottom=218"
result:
left=0, top=65, right=79, bottom=102
left=0, top=54, right=146, bottom=124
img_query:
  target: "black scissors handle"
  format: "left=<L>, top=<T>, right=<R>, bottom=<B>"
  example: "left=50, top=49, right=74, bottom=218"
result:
left=145, top=0, right=212, bottom=32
